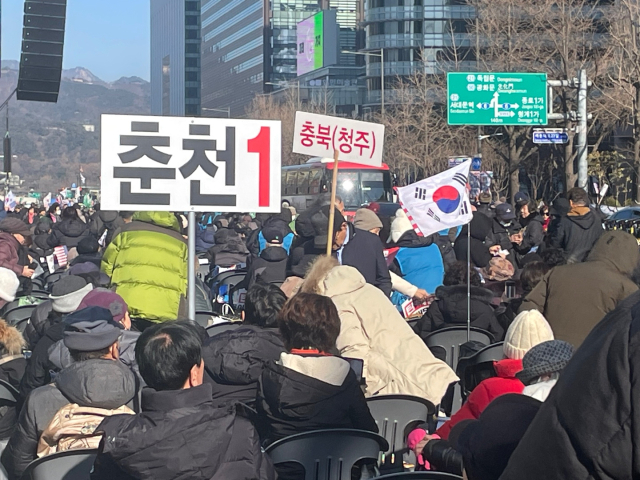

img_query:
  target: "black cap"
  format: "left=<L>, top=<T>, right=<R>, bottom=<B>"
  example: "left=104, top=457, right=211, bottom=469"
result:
left=495, top=203, right=516, bottom=221
left=549, top=198, right=570, bottom=217
left=514, top=192, right=530, bottom=206
left=262, top=225, right=284, bottom=245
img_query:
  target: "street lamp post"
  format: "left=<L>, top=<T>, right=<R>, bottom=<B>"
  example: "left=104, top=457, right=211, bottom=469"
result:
left=342, top=49, right=384, bottom=116
left=265, top=81, right=300, bottom=106
left=201, top=107, right=231, bottom=118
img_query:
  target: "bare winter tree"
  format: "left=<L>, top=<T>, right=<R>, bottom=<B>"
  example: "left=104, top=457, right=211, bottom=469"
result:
left=606, top=0, right=640, bottom=202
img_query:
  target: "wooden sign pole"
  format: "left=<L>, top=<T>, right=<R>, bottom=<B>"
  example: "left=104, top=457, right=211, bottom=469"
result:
left=326, top=149, right=340, bottom=256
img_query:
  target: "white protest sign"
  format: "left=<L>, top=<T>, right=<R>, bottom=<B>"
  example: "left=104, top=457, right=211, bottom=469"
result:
left=100, top=114, right=281, bottom=212
left=293, top=112, right=384, bottom=167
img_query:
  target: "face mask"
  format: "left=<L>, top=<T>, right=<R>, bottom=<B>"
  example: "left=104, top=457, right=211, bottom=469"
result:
left=499, top=220, right=512, bottom=227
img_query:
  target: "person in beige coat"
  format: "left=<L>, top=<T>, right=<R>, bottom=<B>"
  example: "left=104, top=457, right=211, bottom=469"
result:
left=301, top=256, right=458, bottom=406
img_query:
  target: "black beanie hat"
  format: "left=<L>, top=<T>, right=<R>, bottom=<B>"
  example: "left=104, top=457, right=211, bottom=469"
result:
left=77, top=236, right=100, bottom=254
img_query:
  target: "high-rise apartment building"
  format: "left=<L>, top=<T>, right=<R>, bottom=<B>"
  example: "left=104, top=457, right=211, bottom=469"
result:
left=200, top=0, right=364, bottom=116
left=150, top=0, right=201, bottom=116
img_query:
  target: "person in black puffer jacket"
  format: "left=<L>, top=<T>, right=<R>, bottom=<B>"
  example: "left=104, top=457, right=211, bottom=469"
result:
left=91, top=321, right=275, bottom=480
left=20, top=276, right=93, bottom=398
left=256, top=293, right=377, bottom=480
left=203, top=283, right=286, bottom=408
left=415, top=261, right=503, bottom=341
left=89, top=208, right=125, bottom=248
left=207, top=228, right=250, bottom=269
left=47, top=206, right=92, bottom=249
left=454, top=212, right=494, bottom=268
left=549, top=187, right=603, bottom=264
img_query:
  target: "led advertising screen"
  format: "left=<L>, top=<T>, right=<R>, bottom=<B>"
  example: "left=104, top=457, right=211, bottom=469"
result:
left=297, top=11, right=337, bottom=77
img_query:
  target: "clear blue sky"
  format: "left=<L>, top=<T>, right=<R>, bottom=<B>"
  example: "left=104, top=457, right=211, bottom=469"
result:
left=2, top=0, right=150, bottom=82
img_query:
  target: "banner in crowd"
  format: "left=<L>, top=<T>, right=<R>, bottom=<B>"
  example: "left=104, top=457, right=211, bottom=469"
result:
left=293, top=112, right=384, bottom=167
left=4, top=191, right=15, bottom=211
left=396, top=160, right=473, bottom=238
left=100, top=114, right=282, bottom=212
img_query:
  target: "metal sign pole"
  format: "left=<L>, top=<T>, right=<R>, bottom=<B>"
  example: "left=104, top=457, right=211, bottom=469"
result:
left=187, top=211, right=196, bottom=321
left=325, top=149, right=340, bottom=256
left=467, top=220, right=471, bottom=342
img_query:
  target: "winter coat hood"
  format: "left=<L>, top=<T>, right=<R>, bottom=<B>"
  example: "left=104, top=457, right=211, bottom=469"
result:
left=302, top=256, right=361, bottom=296
left=468, top=212, right=493, bottom=241
left=566, top=209, right=598, bottom=230
left=54, top=358, right=136, bottom=410
left=393, top=230, right=435, bottom=248
left=98, top=211, right=120, bottom=224
left=434, top=285, right=494, bottom=313
left=212, top=229, right=249, bottom=254
left=587, top=230, right=639, bottom=276
left=204, top=326, right=285, bottom=386
left=55, top=218, right=89, bottom=238
left=132, top=211, right=181, bottom=232
left=260, top=245, right=288, bottom=262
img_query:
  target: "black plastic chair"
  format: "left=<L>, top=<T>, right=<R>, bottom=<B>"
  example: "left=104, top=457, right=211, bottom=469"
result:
left=266, top=429, right=388, bottom=480
left=376, top=472, right=463, bottom=479
left=424, top=327, right=494, bottom=414
left=31, top=290, right=51, bottom=298
left=206, top=321, right=243, bottom=337
left=0, top=379, right=19, bottom=403
left=424, top=327, right=495, bottom=371
left=31, top=276, right=45, bottom=290
left=366, top=395, right=435, bottom=472
left=4, top=305, right=37, bottom=326
left=21, top=449, right=98, bottom=480
left=211, top=273, right=247, bottom=313
left=457, top=342, right=506, bottom=402
left=45, top=272, right=65, bottom=286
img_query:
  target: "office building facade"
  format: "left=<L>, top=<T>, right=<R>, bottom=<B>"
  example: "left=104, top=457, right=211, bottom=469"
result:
left=363, top=0, right=475, bottom=105
left=200, top=0, right=365, bottom=116
left=150, top=0, right=201, bottom=116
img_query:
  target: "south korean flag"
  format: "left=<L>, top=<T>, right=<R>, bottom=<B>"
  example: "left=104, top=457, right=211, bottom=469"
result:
left=396, top=160, right=473, bottom=238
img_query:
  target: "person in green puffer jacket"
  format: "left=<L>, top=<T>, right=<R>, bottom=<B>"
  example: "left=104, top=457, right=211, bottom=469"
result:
left=101, top=212, right=188, bottom=328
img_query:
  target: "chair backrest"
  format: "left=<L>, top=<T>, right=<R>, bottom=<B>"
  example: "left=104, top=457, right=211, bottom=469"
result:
left=457, top=342, right=506, bottom=400
left=424, top=327, right=495, bottom=371
left=206, top=321, right=243, bottom=337
left=31, top=290, right=51, bottom=299
left=266, top=429, right=388, bottom=480
left=45, top=272, right=65, bottom=287
left=21, top=449, right=97, bottom=480
left=5, top=305, right=37, bottom=326
left=375, top=472, right=463, bottom=479
left=366, top=395, right=435, bottom=470
left=0, top=379, right=19, bottom=403
left=14, top=316, right=31, bottom=334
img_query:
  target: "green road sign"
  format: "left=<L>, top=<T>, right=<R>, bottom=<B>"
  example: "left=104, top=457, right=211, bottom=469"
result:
left=447, top=72, right=548, bottom=126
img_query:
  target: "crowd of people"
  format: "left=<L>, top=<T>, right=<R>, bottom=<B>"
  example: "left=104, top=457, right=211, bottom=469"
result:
left=0, top=185, right=635, bottom=479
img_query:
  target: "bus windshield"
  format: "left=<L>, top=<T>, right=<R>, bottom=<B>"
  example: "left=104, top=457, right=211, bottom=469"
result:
left=337, top=170, right=391, bottom=209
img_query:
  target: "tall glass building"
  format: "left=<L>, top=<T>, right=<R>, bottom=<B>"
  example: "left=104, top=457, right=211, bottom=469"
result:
left=200, top=0, right=364, bottom=116
left=150, top=0, right=201, bottom=116
left=363, top=0, right=475, bottom=105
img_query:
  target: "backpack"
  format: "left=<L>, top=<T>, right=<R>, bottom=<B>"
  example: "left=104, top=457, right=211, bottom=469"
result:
left=37, top=403, right=134, bottom=457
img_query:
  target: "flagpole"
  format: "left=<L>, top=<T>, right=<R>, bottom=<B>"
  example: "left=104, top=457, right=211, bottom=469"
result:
left=326, top=149, right=340, bottom=257
left=467, top=218, right=471, bottom=342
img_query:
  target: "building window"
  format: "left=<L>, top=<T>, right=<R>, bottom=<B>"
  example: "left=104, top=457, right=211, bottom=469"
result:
left=186, top=87, right=199, bottom=98
left=162, top=55, right=170, bottom=116
left=186, top=43, right=199, bottom=54
left=186, top=15, right=198, bottom=26
left=186, top=71, right=198, bottom=82
left=185, top=104, right=199, bottom=115
left=186, top=29, right=199, bottom=40
left=186, top=57, right=199, bottom=68
left=186, top=1, right=198, bottom=12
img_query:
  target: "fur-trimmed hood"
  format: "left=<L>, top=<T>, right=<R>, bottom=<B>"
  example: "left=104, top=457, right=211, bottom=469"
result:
left=0, top=319, right=25, bottom=356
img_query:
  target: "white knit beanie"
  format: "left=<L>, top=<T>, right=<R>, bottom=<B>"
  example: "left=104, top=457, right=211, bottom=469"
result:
left=503, top=310, right=554, bottom=360
left=0, top=268, right=19, bottom=303
left=389, top=209, right=414, bottom=243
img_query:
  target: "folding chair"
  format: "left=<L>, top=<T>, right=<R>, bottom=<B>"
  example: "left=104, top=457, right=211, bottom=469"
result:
left=366, top=395, right=435, bottom=473
left=21, top=449, right=98, bottom=480
left=266, top=429, right=388, bottom=480
left=5, top=305, right=37, bottom=326
left=424, top=327, right=494, bottom=415
left=457, top=342, right=506, bottom=402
